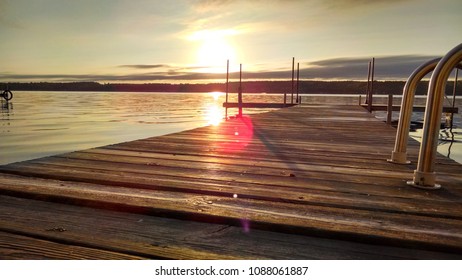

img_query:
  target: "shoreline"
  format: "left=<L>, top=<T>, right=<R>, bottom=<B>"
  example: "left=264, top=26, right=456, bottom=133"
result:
left=3, top=80, right=461, bottom=95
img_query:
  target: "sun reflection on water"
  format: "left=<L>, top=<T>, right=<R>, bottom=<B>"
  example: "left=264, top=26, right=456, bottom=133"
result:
left=209, top=91, right=223, bottom=101
left=206, top=105, right=223, bottom=126
left=205, top=92, right=225, bottom=126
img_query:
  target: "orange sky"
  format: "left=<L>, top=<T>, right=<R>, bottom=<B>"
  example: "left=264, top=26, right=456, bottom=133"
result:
left=1, top=0, right=461, bottom=82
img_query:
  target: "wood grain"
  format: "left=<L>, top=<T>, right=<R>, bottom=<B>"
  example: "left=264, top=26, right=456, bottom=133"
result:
left=1, top=104, right=461, bottom=259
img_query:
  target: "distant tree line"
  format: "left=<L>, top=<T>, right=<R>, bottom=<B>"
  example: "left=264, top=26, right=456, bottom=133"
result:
left=1, top=80, right=461, bottom=95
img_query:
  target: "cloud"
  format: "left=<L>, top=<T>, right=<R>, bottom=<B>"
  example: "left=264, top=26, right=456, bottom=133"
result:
left=0, top=71, right=225, bottom=82
left=304, top=55, right=439, bottom=80
left=320, top=0, right=413, bottom=10
left=0, top=54, right=442, bottom=82
left=118, top=64, right=169, bottom=69
left=190, top=0, right=235, bottom=11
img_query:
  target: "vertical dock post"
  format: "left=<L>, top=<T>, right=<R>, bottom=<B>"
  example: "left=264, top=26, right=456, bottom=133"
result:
left=238, top=63, right=243, bottom=118
left=367, top=58, right=375, bottom=112
left=386, top=94, right=393, bottom=125
left=225, top=59, right=229, bottom=120
left=291, top=57, right=295, bottom=104
left=366, top=61, right=372, bottom=111
left=296, top=62, right=300, bottom=104
left=409, top=43, right=462, bottom=189
left=450, top=68, right=459, bottom=127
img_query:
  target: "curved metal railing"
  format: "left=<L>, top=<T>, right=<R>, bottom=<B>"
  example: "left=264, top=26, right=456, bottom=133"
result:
left=389, top=59, right=462, bottom=165
left=408, top=43, right=462, bottom=189
left=388, top=57, right=441, bottom=164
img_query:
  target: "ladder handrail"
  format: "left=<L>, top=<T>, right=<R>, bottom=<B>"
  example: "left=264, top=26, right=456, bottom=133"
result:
left=389, top=57, right=441, bottom=164
left=409, top=43, right=462, bottom=189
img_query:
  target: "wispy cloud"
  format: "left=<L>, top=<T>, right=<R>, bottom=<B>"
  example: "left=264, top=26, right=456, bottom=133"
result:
left=303, top=55, right=439, bottom=80
left=321, top=0, right=412, bottom=9
left=0, top=54, right=440, bottom=82
left=118, top=64, right=169, bottom=69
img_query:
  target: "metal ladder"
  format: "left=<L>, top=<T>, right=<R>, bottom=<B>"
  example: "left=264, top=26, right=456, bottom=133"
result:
left=389, top=43, right=462, bottom=189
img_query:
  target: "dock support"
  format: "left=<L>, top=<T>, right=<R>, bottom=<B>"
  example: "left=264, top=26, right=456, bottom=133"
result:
left=291, top=57, right=295, bottom=104
left=238, top=63, right=243, bottom=118
left=225, top=59, right=229, bottom=120
left=366, top=59, right=375, bottom=112
left=386, top=94, right=393, bottom=125
left=366, top=61, right=371, bottom=109
left=409, top=43, right=462, bottom=189
left=296, top=62, right=300, bottom=104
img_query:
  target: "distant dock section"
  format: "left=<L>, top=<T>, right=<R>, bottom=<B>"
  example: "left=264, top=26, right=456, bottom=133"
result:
left=223, top=102, right=296, bottom=108
left=361, top=104, right=459, bottom=113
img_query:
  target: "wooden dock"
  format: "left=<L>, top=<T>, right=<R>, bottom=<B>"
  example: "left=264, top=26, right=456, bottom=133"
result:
left=361, top=104, right=459, bottom=113
left=223, top=102, right=296, bottom=108
left=1, top=104, right=461, bottom=259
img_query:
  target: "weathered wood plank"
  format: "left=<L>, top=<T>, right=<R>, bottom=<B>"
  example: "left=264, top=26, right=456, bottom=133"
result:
left=1, top=173, right=462, bottom=253
left=0, top=195, right=460, bottom=259
left=0, top=231, right=144, bottom=260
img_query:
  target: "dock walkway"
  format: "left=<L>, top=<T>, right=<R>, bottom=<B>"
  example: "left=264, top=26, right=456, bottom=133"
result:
left=1, top=104, right=461, bottom=259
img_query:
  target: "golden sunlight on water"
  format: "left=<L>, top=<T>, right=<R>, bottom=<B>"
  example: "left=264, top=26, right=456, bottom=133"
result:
left=206, top=105, right=222, bottom=126
left=2, top=92, right=461, bottom=165
left=210, top=91, right=223, bottom=101
left=205, top=92, right=225, bottom=126
left=0, top=91, right=278, bottom=165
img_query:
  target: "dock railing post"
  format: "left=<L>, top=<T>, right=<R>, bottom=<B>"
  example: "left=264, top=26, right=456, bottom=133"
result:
left=225, top=59, right=229, bottom=120
left=296, top=62, right=300, bottom=104
left=291, top=57, right=295, bottom=104
left=367, top=58, right=375, bottom=113
left=238, top=63, right=243, bottom=118
left=386, top=93, right=393, bottom=125
left=366, top=61, right=372, bottom=113
left=408, top=43, right=462, bottom=189
left=388, top=58, right=441, bottom=164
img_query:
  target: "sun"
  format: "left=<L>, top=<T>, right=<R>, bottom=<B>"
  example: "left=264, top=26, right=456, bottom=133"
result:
left=197, top=38, right=236, bottom=69
left=189, top=30, right=237, bottom=72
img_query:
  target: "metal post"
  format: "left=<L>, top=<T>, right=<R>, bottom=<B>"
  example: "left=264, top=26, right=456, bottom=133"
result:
left=225, top=59, right=229, bottom=120
left=369, top=58, right=375, bottom=111
left=386, top=93, right=393, bottom=125
left=388, top=58, right=441, bottom=164
left=451, top=68, right=459, bottom=114
left=238, top=63, right=243, bottom=118
left=296, top=62, right=300, bottom=104
left=448, top=68, right=459, bottom=158
left=291, top=57, right=294, bottom=104
left=409, top=43, right=462, bottom=189
left=366, top=61, right=372, bottom=111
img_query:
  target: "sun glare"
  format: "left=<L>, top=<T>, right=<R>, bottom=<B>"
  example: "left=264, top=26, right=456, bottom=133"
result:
left=209, top=91, right=223, bottom=101
left=206, top=105, right=223, bottom=126
left=189, top=29, right=237, bottom=72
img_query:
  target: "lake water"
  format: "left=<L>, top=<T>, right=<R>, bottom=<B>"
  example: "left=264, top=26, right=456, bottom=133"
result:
left=0, top=91, right=280, bottom=165
left=1, top=91, right=461, bottom=165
